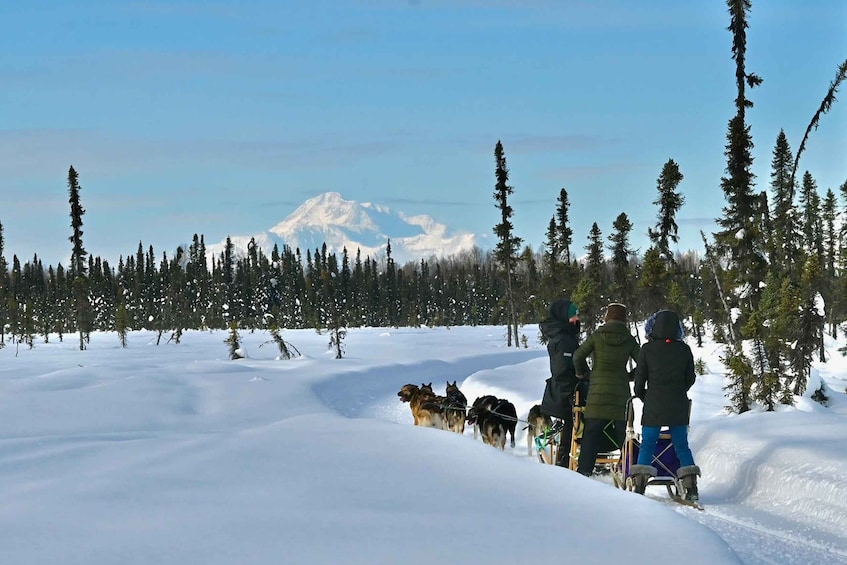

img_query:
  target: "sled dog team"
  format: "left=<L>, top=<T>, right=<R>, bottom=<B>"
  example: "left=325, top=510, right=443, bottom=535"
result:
left=396, top=381, right=554, bottom=456
left=396, top=382, right=520, bottom=450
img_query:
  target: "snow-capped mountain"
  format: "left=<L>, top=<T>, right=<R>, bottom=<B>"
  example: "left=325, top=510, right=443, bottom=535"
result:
left=206, top=192, right=481, bottom=265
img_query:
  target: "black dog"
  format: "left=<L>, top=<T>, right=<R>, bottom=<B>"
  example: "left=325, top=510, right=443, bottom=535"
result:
left=467, top=396, right=517, bottom=450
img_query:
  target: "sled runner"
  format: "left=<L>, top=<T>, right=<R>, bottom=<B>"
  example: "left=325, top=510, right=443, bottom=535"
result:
left=621, top=397, right=703, bottom=510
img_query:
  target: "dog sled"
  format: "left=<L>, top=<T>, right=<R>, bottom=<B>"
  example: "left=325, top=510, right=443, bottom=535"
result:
left=567, top=388, right=626, bottom=487
left=532, top=384, right=625, bottom=488
left=620, top=396, right=703, bottom=509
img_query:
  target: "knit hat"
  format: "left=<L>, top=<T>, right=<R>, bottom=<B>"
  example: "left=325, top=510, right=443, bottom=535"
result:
left=604, top=303, right=627, bottom=323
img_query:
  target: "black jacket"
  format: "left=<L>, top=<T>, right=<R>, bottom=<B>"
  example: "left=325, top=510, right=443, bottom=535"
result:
left=539, top=298, right=580, bottom=389
left=633, top=310, right=695, bottom=427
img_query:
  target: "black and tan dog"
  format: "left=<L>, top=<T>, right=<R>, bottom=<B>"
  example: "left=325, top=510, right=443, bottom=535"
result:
left=397, top=383, right=446, bottom=429
left=468, top=395, right=498, bottom=440
left=444, top=381, right=468, bottom=434
left=467, top=395, right=518, bottom=450
left=526, top=403, right=554, bottom=457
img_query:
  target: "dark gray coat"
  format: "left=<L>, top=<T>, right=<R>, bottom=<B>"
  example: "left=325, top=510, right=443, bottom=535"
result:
left=633, top=311, right=695, bottom=427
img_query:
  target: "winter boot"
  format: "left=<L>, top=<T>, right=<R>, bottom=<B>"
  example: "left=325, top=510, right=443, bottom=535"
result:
left=629, top=464, right=657, bottom=495
left=677, top=465, right=701, bottom=503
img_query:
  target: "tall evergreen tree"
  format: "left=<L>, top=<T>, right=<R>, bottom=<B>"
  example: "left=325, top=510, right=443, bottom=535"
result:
left=555, top=188, right=573, bottom=264
left=835, top=180, right=847, bottom=335
left=794, top=255, right=825, bottom=393
left=647, top=158, right=685, bottom=261
left=541, top=216, right=561, bottom=303
left=638, top=246, right=668, bottom=317
left=798, top=172, right=825, bottom=291
left=0, top=221, right=8, bottom=347
left=572, top=223, right=605, bottom=333
left=67, top=166, right=87, bottom=279
left=821, top=188, right=838, bottom=337
left=767, top=130, right=800, bottom=279
left=714, top=0, right=765, bottom=412
left=607, top=213, right=636, bottom=322
left=491, top=140, right=522, bottom=346
left=67, top=166, right=90, bottom=350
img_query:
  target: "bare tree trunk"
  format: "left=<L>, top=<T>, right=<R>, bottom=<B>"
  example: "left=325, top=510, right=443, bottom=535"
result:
left=700, top=231, right=737, bottom=345
left=504, top=256, right=515, bottom=347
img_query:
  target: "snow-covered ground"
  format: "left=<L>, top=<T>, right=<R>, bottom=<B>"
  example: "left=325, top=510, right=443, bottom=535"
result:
left=1, top=325, right=845, bottom=564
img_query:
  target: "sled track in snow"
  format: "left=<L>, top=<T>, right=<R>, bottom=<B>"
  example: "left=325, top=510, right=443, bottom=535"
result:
left=673, top=502, right=847, bottom=564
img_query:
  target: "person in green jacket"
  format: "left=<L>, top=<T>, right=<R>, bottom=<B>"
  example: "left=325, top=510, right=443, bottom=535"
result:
left=573, top=303, right=640, bottom=476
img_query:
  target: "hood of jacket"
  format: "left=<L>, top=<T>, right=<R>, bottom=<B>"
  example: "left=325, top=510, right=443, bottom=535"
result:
left=652, top=310, right=681, bottom=340
left=539, top=319, right=573, bottom=340
left=539, top=298, right=579, bottom=340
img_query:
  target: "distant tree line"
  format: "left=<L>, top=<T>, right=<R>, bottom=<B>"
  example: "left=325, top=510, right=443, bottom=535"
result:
left=0, top=1, right=844, bottom=415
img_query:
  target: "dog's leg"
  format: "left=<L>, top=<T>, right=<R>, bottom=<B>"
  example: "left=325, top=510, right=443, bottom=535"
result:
left=527, top=424, right=534, bottom=457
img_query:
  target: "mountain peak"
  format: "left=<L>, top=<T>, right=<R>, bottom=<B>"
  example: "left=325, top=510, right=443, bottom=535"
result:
left=208, top=192, right=480, bottom=265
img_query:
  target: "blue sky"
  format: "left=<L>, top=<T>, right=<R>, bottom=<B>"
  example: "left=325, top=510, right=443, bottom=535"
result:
left=1, top=0, right=845, bottom=267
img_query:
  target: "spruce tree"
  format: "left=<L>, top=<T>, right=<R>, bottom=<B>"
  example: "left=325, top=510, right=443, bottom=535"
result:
left=794, top=255, right=825, bottom=394
left=768, top=130, right=799, bottom=278
left=714, top=0, right=764, bottom=412
left=638, top=246, right=668, bottom=317
left=67, top=166, right=90, bottom=350
left=320, top=253, right=346, bottom=358
left=821, top=189, right=838, bottom=338
left=555, top=188, right=573, bottom=264
left=542, top=217, right=561, bottom=304
left=224, top=322, right=244, bottom=359
left=115, top=302, right=130, bottom=348
left=835, top=180, right=847, bottom=335
left=607, top=213, right=636, bottom=322
left=0, top=221, right=8, bottom=347
left=648, top=159, right=685, bottom=262
left=492, top=140, right=522, bottom=346
left=572, top=223, right=604, bottom=333
left=799, top=171, right=822, bottom=259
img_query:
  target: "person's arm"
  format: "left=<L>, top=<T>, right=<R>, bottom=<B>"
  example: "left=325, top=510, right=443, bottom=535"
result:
left=573, top=334, right=594, bottom=378
left=684, top=345, right=696, bottom=391
left=629, top=338, right=641, bottom=364
left=633, top=347, right=648, bottom=400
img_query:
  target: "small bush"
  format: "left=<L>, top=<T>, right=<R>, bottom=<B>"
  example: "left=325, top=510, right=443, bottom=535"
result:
left=224, top=324, right=244, bottom=360
left=694, top=358, right=707, bottom=375
left=260, top=326, right=301, bottom=360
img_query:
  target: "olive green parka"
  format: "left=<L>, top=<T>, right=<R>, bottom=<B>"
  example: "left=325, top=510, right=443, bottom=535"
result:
left=573, top=320, right=640, bottom=421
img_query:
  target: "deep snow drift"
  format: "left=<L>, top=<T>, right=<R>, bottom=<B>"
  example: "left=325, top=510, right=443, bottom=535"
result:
left=1, top=325, right=845, bottom=564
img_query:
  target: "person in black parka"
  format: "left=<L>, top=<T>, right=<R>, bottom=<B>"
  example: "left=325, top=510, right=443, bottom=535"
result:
left=538, top=298, right=582, bottom=467
left=631, top=309, right=701, bottom=502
